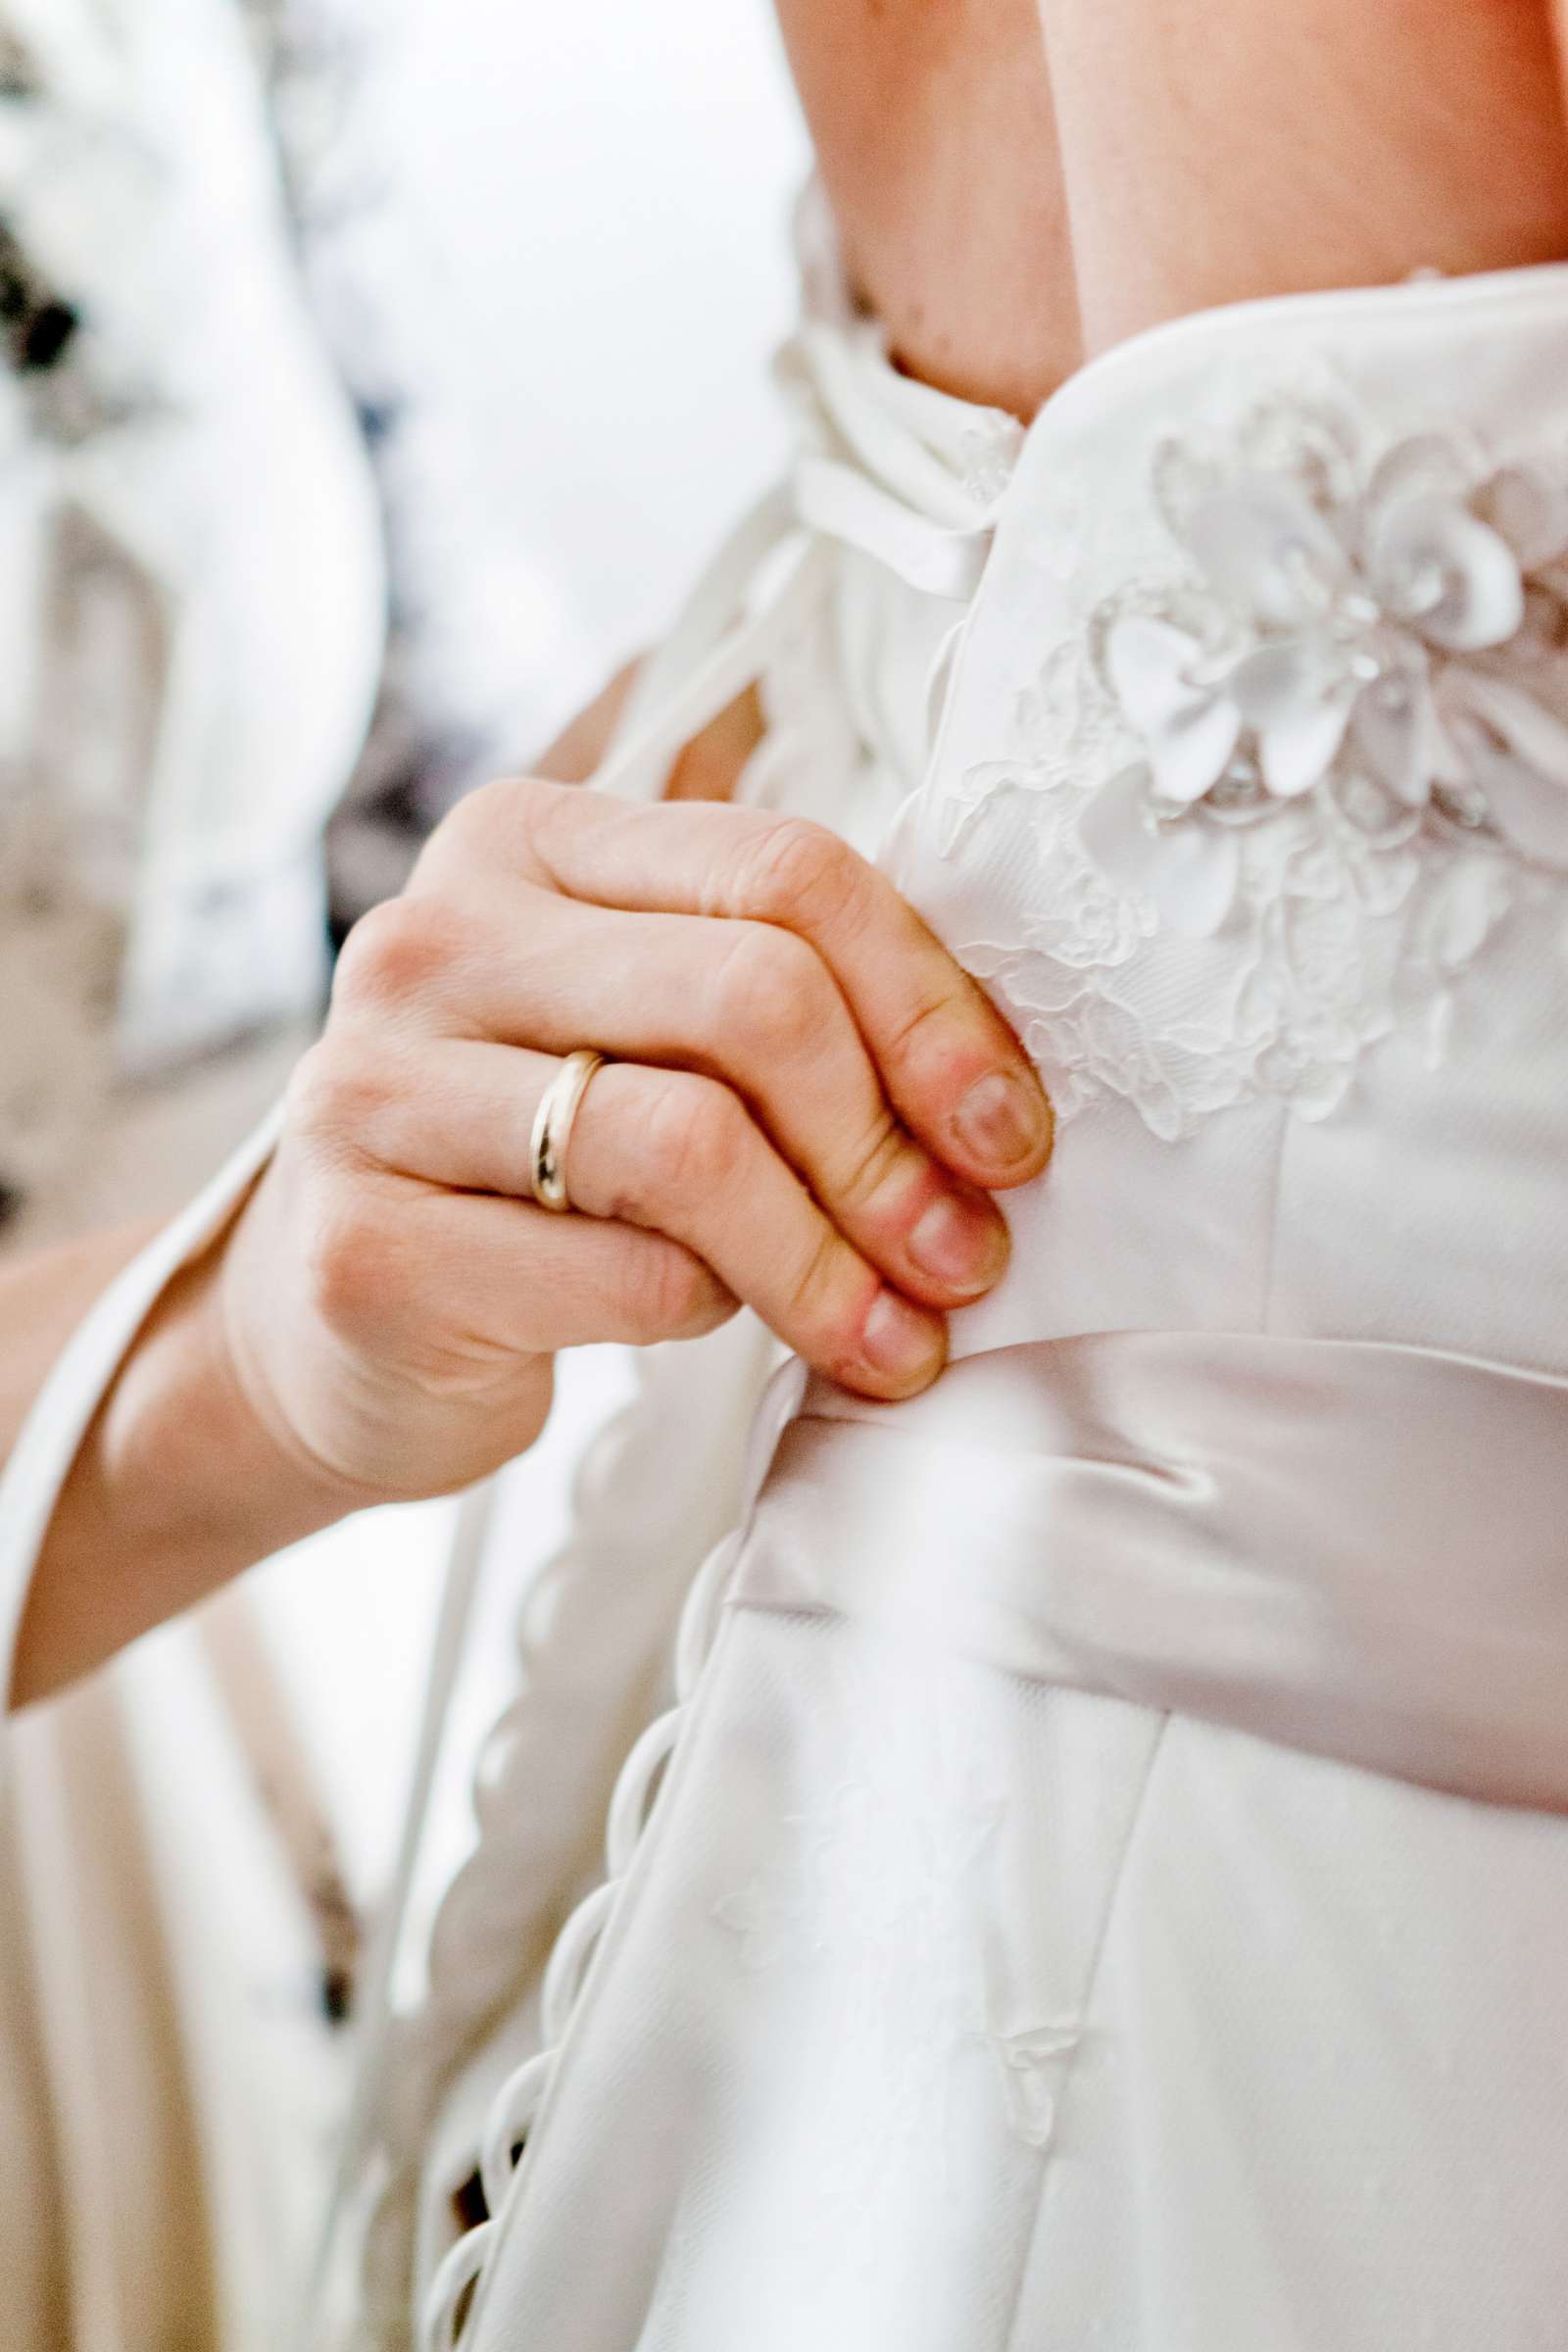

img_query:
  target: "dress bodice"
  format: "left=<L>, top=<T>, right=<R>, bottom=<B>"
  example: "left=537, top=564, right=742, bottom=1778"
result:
left=879, top=264, right=1568, bottom=1377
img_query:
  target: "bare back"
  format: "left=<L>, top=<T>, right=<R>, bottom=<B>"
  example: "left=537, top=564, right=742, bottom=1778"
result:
left=772, top=0, right=1082, bottom=417
left=776, top=0, right=1568, bottom=406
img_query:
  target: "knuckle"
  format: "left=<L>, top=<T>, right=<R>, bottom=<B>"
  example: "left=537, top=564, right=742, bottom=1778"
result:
left=635, top=1070, right=751, bottom=1211
left=412, top=771, right=564, bottom=895
left=304, top=1197, right=393, bottom=1342
left=506, top=769, right=564, bottom=844
left=705, top=922, right=827, bottom=1063
left=783, top=1222, right=861, bottom=1357
left=285, top=1045, right=392, bottom=1152
left=334, top=894, right=461, bottom=1009
left=436, top=771, right=571, bottom=880
left=831, top=1106, right=912, bottom=1219
left=730, top=814, right=865, bottom=933
left=881, top=983, right=965, bottom=1075
left=283, top=1044, right=335, bottom=1140
left=438, top=770, right=541, bottom=853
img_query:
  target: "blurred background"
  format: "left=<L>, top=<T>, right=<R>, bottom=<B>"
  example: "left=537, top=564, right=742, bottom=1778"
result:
left=0, top=4, right=806, bottom=2341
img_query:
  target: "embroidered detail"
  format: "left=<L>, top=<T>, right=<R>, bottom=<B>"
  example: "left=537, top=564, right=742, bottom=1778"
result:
left=1093, top=432, right=1568, bottom=932
left=938, top=401, right=1568, bottom=1140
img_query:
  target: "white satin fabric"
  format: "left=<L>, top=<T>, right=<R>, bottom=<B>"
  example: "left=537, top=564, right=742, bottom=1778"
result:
left=743, top=1332, right=1568, bottom=1814
left=448, top=265, right=1568, bottom=2350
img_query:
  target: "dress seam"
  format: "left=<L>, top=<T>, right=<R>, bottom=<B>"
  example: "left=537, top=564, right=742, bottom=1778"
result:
left=1259, top=1101, right=1291, bottom=1338
left=1000, top=1710, right=1173, bottom=2352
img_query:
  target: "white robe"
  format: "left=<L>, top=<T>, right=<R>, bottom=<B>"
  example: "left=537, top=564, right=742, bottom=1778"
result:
left=417, top=258, right=1568, bottom=2350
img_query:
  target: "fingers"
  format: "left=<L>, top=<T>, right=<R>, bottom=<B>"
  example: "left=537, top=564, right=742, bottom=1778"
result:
left=412, top=779, right=1054, bottom=1193
left=304, top=1171, right=741, bottom=1365
left=338, top=892, right=1012, bottom=1311
left=221, top=1072, right=746, bottom=1512
left=539, top=1054, right=953, bottom=1397
left=293, top=1040, right=950, bottom=1399
left=335, top=775, right=1054, bottom=1403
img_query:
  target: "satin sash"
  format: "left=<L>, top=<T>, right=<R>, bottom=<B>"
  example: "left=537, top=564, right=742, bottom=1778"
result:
left=730, top=1333, right=1568, bottom=1813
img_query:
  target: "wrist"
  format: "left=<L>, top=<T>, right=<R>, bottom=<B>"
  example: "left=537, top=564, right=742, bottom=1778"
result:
left=101, top=1241, right=369, bottom=1557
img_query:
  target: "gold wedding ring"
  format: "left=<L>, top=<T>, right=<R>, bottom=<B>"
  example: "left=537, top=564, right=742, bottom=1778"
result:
left=528, top=1049, right=607, bottom=1213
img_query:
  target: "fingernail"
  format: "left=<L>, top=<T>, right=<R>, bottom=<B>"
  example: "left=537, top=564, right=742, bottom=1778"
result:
left=859, top=1289, right=946, bottom=1386
left=907, top=1192, right=1008, bottom=1296
left=952, top=1069, right=1050, bottom=1170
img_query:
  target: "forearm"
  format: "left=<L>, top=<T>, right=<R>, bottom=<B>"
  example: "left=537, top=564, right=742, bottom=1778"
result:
left=6, top=1214, right=360, bottom=1710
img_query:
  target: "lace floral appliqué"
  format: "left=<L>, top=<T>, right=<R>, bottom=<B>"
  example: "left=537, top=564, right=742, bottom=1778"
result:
left=943, top=405, right=1568, bottom=1140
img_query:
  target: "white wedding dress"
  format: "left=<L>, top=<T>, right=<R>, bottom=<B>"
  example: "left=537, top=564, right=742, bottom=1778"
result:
left=10, top=188, right=1568, bottom=2352
left=408, top=241, right=1568, bottom=2350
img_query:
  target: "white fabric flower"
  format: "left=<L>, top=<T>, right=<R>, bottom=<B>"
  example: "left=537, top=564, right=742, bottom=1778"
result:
left=1085, top=447, right=1568, bottom=932
left=1077, top=759, right=1243, bottom=938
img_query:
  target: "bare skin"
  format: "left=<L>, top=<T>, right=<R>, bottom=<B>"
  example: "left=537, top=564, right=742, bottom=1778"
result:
left=773, top=0, right=1083, bottom=417
left=779, top=0, right=1568, bottom=396
left=1042, top=0, right=1568, bottom=354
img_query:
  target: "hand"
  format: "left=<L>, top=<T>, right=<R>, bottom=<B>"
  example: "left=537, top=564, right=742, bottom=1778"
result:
left=216, top=777, right=1054, bottom=1505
